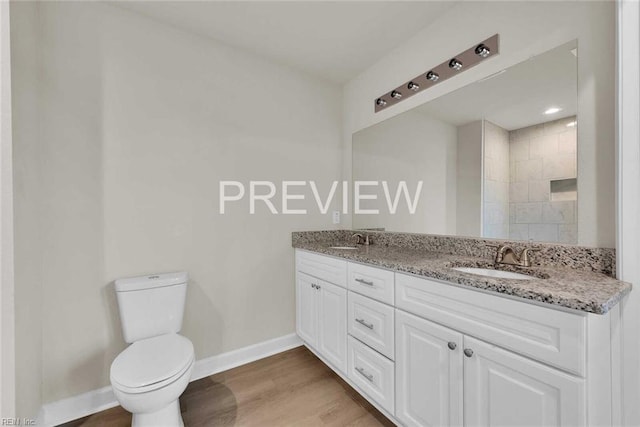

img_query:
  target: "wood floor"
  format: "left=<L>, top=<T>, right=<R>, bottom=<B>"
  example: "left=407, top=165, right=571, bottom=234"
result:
left=60, top=346, right=395, bottom=427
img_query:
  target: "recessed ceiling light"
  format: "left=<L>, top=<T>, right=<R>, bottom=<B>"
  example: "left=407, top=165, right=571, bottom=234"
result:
left=544, top=107, right=562, bottom=115
left=567, top=121, right=577, bottom=127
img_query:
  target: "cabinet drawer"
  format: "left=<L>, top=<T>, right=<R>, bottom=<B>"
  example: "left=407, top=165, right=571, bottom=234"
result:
left=348, top=292, right=395, bottom=360
left=348, top=335, right=395, bottom=414
left=296, top=250, right=347, bottom=288
left=348, top=262, right=394, bottom=304
left=395, top=273, right=586, bottom=376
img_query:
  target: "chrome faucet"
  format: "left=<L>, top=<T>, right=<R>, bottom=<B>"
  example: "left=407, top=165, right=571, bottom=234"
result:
left=489, top=245, right=538, bottom=267
left=352, top=233, right=371, bottom=246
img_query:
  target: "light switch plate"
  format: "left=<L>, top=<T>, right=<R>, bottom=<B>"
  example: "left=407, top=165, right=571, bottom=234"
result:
left=332, top=211, right=341, bottom=224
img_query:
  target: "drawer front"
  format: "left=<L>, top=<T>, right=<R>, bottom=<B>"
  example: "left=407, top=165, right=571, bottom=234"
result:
left=395, top=273, right=586, bottom=376
left=348, top=292, right=395, bottom=360
left=348, top=335, right=395, bottom=414
left=348, top=262, right=394, bottom=304
left=296, top=250, right=347, bottom=288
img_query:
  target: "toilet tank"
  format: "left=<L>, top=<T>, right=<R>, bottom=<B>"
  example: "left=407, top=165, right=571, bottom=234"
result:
left=115, top=272, right=188, bottom=343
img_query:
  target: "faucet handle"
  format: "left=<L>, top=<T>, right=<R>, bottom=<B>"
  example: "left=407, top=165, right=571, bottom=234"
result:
left=519, top=248, right=540, bottom=267
left=352, top=232, right=372, bottom=246
left=521, top=247, right=541, bottom=254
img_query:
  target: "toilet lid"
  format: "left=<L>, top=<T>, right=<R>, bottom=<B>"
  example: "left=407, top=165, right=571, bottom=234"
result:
left=111, top=333, right=194, bottom=390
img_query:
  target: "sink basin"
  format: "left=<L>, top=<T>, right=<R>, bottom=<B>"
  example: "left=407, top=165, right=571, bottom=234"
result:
left=330, top=246, right=358, bottom=250
left=452, top=267, right=534, bottom=280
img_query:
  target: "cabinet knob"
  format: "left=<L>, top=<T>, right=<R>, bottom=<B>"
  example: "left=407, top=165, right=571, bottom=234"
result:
left=463, top=348, right=474, bottom=358
left=447, top=341, right=457, bottom=350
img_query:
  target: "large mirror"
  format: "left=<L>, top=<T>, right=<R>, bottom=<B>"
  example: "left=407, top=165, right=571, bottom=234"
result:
left=353, top=41, right=578, bottom=244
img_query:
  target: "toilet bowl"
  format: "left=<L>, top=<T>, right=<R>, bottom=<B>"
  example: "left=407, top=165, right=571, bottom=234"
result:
left=111, top=333, right=195, bottom=427
left=111, top=272, right=193, bottom=427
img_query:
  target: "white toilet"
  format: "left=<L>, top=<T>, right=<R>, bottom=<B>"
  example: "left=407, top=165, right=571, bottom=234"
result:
left=110, top=272, right=195, bottom=427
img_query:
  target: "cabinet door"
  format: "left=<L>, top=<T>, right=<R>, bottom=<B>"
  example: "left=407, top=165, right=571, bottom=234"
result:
left=464, top=336, right=585, bottom=427
left=296, top=272, right=318, bottom=347
left=318, top=280, right=347, bottom=372
left=396, top=310, right=463, bottom=427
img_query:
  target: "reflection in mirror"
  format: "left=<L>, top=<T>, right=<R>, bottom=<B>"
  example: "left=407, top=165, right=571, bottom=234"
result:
left=352, top=40, right=578, bottom=244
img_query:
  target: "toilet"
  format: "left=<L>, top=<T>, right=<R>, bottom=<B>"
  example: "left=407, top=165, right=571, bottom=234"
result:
left=110, top=272, right=194, bottom=427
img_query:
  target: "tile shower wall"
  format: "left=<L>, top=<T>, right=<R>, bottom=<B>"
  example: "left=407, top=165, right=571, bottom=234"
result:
left=483, top=121, right=510, bottom=239
left=509, top=116, right=578, bottom=243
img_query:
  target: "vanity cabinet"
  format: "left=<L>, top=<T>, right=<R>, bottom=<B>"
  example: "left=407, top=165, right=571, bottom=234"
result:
left=296, top=253, right=348, bottom=373
left=396, top=310, right=463, bottom=427
left=295, top=250, right=612, bottom=427
left=464, top=336, right=584, bottom=427
left=396, top=310, right=584, bottom=427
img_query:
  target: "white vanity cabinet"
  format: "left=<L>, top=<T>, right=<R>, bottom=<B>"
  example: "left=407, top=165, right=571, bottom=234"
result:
left=294, top=249, right=613, bottom=427
left=295, top=251, right=348, bottom=373
left=395, top=310, right=463, bottom=427
left=396, top=310, right=585, bottom=427
left=463, top=336, right=584, bottom=427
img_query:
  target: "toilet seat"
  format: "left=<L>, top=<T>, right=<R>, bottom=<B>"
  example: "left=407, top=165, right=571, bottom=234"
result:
left=111, top=333, right=194, bottom=394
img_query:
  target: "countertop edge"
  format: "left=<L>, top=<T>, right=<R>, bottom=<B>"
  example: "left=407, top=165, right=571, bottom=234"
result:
left=292, top=244, right=632, bottom=315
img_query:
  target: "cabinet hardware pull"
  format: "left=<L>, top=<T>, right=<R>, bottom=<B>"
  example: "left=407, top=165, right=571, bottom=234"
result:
left=464, top=348, right=474, bottom=358
left=448, top=342, right=457, bottom=350
left=355, top=318, right=374, bottom=330
left=355, top=367, right=374, bottom=382
left=355, top=278, right=374, bottom=286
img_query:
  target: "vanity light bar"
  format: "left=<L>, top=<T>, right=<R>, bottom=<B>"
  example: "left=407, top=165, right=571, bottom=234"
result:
left=374, top=34, right=500, bottom=113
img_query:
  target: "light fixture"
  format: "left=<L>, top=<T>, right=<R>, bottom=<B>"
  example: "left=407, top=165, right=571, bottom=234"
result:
left=544, top=107, right=562, bottom=115
left=475, top=44, right=491, bottom=58
left=449, top=58, right=463, bottom=71
left=374, top=34, right=499, bottom=112
left=567, top=121, right=577, bottom=127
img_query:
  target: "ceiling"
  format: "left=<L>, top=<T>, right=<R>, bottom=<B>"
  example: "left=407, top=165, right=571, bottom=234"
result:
left=114, top=1, right=457, bottom=84
left=416, top=40, right=578, bottom=131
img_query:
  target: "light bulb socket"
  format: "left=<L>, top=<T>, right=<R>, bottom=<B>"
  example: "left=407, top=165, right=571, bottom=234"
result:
left=449, top=58, right=463, bottom=70
left=407, top=82, right=420, bottom=91
left=390, top=90, right=402, bottom=99
left=426, top=71, right=439, bottom=82
left=376, top=98, right=387, bottom=107
left=475, top=44, right=491, bottom=58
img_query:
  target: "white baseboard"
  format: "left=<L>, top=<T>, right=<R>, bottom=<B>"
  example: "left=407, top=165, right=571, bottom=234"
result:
left=190, top=332, right=302, bottom=382
left=38, top=385, right=118, bottom=427
left=38, top=333, right=302, bottom=426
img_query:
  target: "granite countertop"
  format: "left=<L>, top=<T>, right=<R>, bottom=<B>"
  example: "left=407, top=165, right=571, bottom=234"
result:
left=293, top=241, right=631, bottom=315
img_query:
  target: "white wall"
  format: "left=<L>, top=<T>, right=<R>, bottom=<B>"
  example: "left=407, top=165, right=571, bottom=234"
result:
left=483, top=121, right=510, bottom=239
left=352, top=109, right=456, bottom=233
left=456, top=121, right=482, bottom=237
left=342, top=1, right=616, bottom=247
left=0, top=0, right=15, bottom=418
left=616, top=1, right=640, bottom=425
left=11, top=2, right=342, bottom=409
left=9, top=1, right=40, bottom=418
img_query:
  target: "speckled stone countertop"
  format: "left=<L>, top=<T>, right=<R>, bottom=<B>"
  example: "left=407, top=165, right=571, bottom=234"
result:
left=292, top=232, right=631, bottom=315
